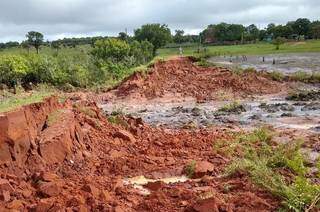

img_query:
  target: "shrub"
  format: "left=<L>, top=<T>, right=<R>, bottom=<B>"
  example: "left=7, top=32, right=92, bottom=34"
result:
left=268, top=71, right=285, bottom=81
left=91, top=38, right=130, bottom=63
left=0, top=55, right=29, bottom=90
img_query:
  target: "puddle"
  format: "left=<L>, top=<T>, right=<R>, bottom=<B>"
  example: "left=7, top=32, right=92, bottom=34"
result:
left=123, top=175, right=189, bottom=195
left=209, top=52, right=320, bottom=74
left=102, top=96, right=320, bottom=131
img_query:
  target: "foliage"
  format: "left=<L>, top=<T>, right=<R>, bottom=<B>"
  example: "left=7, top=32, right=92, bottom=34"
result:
left=223, top=128, right=320, bottom=211
left=217, top=101, right=246, bottom=114
left=91, top=38, right=130, bottom=63
left=272, top=37, right=287, bottom=50
left=0, top=55, right=29, bottom=90
left=26, top=31, right=44, bottom=54
left=268, top=71, right=285, bottom=81
left=173, top=30, right=185, bottom=44
left=185, top=160, right=196, bottom=178
left=134, top=24, right=172, bottom=55
left=0, top=89, right=54, bottom=113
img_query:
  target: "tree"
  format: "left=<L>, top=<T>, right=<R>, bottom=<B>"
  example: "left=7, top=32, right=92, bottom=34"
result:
left=21, top=41, right=31, bottom=53
left=292, top=18, right=311, bottom=37
left=134, top=24, right=172, bottom=55
left=118, top=32, right=129, bottom=41
left=173, top=30, right=185, bottom=44
left=51, top=41, right=61, bottom=52
left=272, top=37, right=286, bottom=50
left=26, top=31, right=44, bottom=54
left=91, top=38, right=130, bottom=63
left=245, top=24, right=260, bottom=41
left=311, top=21, right=320, bottom=39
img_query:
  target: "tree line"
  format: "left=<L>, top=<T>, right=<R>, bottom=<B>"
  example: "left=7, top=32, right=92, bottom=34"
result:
left=201, top=18, right=320, bottom=44
left=0, top=18, right=319, bottom=53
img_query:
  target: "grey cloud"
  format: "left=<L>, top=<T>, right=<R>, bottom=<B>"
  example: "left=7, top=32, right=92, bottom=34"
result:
left=0, top=0, right=319, bottom=42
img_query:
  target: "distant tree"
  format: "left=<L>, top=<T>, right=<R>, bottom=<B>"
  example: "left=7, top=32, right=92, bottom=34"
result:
left=292, top=18, right=311, bottom=37
left=267, top=23, right=276, bottom=37
left=272, top=37, right=286, bottom=50
left=134, top=24, right=172, bottom=55
left=51, top=41, right=61, bottom=52
left=200, top=25, right=216, bottom=43
left=311, top=21, right=320, bottom=39
left=21, top=41, right=31, bottom=53
left=118, top=32, right=129, bottom=41
left=245, top=24, right=260, bottom=41
left=173, top=30, right=185, bottom=44
left=26, top=31, right=44, bottom=54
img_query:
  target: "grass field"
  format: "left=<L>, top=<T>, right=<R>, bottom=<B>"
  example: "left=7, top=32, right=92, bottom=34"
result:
left=2, top=40, right=320, bottom=60
left=158, top=40, right=320, bottom=58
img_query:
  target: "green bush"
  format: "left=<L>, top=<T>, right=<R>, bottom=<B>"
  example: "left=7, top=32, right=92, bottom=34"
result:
left=0, top=55, right=29, bottom=89
left=0, top=38, right=154, bottom=91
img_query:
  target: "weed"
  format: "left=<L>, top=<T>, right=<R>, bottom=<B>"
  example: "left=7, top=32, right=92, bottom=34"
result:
left=74, top=105, right=97, bottom=118
left=223, top=128, right=319, bottom=211
left=286, top=90, right=320, bottom=101
left=185, top=160, right=196, bottom=178
left=217, top=101, right=246, bottom=114
left=195, top=58, right=216, bottom=68
left=268, top=71, right=285, bottom=81
left=107, top=114, right=129, bottom=129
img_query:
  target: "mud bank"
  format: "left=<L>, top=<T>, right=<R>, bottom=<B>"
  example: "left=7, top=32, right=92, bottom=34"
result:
left=110, top=57, right=285, bottom=102
left=0, top=97, right=281, bottom=211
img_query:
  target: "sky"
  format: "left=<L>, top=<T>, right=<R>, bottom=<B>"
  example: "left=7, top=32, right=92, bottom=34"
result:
left=0, top=0, right=319, bottom=42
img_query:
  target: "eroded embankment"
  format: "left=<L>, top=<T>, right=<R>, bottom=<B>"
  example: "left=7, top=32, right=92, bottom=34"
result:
left=112, top=57, right=285, bottom=101
left=0, top=97, right=281, bottom=211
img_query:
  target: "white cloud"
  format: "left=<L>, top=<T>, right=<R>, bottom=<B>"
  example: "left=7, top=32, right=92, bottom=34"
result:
left=0, top=0, right=319, bottom=42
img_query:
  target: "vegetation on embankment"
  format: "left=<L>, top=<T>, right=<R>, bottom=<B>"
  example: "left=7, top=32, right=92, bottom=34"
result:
left=217, top=128, right=320, bottom=211
left=0, top=38, right=154, bottom=93
left=0, top=86, right=55, bottom=113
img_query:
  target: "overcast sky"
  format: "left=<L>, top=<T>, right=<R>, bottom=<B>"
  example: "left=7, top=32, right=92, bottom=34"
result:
left=0, top=0, right=319, bottom=42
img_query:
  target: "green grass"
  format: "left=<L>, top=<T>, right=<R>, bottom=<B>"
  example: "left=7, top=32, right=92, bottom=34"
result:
left=158, top=40, right=320, bottom=58
left=185, top=160, right=196, bottom=178
left=0, top=90, right=55, bottom=113
left=217, top=101, right=246, bottom=114
left=223, top=128, right=320, bottom=211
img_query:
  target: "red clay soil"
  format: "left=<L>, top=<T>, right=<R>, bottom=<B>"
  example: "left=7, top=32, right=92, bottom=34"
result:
left=113, top=57, right=284, bottom=101
left=0, top=97, right=280, bottom=211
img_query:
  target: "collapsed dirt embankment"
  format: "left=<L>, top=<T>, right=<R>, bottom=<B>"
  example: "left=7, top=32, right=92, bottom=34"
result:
left=0, top=96, right=280, bottom=211
left=113, top=57, right=285, bottom=101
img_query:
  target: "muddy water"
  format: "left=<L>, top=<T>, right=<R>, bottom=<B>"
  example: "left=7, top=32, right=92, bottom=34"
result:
left=101, top=96, right=320, bottom=131
left=123, top=175, right=189, bottom=195
left=209, top=53, right=320, bottom=73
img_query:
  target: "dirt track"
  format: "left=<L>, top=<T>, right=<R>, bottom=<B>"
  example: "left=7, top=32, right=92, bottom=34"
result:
left=1, top=57, right=318, bottom=211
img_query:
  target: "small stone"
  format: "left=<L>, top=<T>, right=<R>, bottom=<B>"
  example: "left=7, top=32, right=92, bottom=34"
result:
left=22, top=189, right=32, bottom=198
left=0, top=179, right=14, bottom=192
left=6, top=200, right=24, bottom=210
left=67, top=195, right=86, bottom=207
left=100, top=190, right=113, bottom=202
left=114, top=130, right=136, bottom=143
left=35, top=199, right=54, bottom=212
left=39, top=182, right=61, bottom=197
left=114, top=206, right=125, bottom=212
left=0, top=190, right=10, bottom=202
left=41, top=173, right=60, bottom=182
left=82, top=184, right=100, bottom=198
